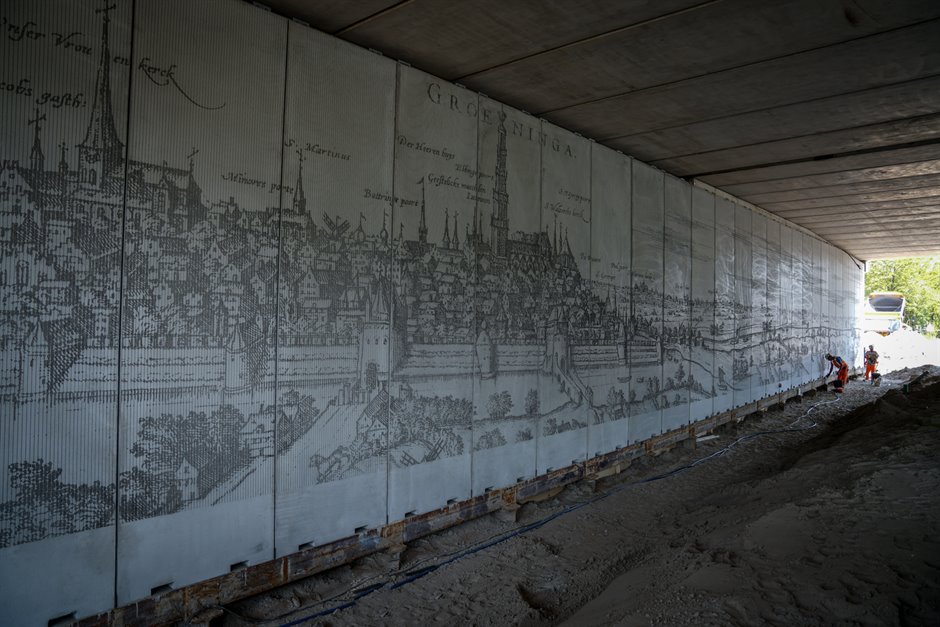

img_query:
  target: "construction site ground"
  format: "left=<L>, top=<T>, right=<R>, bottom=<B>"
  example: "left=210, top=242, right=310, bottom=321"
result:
left=223, top=362, right=940, bottom=627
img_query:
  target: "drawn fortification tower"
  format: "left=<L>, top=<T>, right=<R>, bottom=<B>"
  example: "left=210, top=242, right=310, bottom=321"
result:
left=17, top=321, right=51, bottom=400
left=359, top=280, right=401, bottom=391
left=223, top=322, right=249, bottom=394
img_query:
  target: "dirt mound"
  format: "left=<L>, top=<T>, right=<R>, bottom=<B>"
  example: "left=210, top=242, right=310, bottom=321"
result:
left=225, top=371, right=940, bottom=626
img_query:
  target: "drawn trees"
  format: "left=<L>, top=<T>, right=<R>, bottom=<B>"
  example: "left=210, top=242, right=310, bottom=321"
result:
left=0, top=460, right=113, bottom=548
left=487, top=390, right=513, bottom=419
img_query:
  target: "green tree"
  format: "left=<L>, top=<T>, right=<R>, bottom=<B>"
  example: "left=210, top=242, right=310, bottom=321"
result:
left=865, top=256, right=940, bottom=337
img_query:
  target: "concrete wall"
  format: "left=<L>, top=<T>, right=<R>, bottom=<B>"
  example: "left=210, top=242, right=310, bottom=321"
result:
left=0, top=0, right=864, bottom=623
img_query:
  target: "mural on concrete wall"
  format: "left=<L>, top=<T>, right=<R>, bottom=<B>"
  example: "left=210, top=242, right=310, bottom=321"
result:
left=713, top=198, right=736, bottom=413
left=630, top=161, right=665, bottom=441
left=751, top=213, right=768, bottom=399
left=536, top=124, right=593, bottom=472
left=386, top=69, right=478, bottom=518
left=272, top=23, right=396, bottom=555
left=587, top=146, right=631, bottom=456
left=0, top=0, right=865, bottom=622
left=114, top=0, right=287, bottom=601
left=469, top=99, right=542, bottom=494
left=0, top=0, right=131, bottom=549
left=690, top=186, right=716, bottom=422
left=733, top=204, right=753, bottom=407
left=663, top=175, right=692, bottom=432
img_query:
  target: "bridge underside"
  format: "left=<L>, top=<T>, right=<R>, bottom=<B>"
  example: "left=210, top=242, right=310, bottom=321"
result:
left=269, top=0, right=940, bottom=259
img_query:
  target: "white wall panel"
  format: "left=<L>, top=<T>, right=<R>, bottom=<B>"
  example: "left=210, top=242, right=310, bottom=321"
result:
left=470, top=99, right=541, bottom=494
left=537, top=123, right=592, bottom=473
left=388, top=67, right=477, bottom=519
left=662, top=175, right=691, bottom=431
left=751, top=213, right=768, bottom=398
left=0, top=1, right=131, bottom=623
left=690, top=187, right=716, bottom=422
left=587, top=146, right=631, bottom=455
left=630, top=161, right=664, bottom=440
left=273, top=23, right=396, bottom=556
left=116, top=0, right=285, bottom=603
left=713, top=197, right=736, bottom=414
left=733, top=204, right=752, bottom=407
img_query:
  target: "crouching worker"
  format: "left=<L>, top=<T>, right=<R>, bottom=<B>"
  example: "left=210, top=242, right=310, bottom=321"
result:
left=826, top=353, right=849, bottom=393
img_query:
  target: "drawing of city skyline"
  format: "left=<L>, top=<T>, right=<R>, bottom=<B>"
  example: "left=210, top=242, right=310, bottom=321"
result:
left=0, top=0, right=857, bottom=552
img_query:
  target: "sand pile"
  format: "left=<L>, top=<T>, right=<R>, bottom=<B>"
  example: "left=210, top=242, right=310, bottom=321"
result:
left=226, top=367, right=940, bottom=626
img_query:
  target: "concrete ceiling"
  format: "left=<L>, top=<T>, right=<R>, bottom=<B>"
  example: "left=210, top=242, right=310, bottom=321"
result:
left=261, top=0, right=940, bottom=260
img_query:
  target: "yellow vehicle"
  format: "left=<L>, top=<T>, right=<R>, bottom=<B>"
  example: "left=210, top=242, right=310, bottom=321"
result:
left=863, top=291, right=905, bottom=335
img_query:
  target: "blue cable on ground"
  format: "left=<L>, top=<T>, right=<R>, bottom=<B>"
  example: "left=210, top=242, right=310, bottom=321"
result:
left=279, top=395, right=841, bottom=626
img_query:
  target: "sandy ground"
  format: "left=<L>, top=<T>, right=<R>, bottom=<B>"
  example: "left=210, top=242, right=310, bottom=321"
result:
left=864, top=329, right=940, bottom=373
left=223, top=365, right=940, bottom=627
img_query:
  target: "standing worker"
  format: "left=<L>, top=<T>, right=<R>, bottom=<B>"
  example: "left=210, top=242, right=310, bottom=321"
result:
left=864, top=344, right=879, bottom=381
left=826, top=353, right=849, bottom=393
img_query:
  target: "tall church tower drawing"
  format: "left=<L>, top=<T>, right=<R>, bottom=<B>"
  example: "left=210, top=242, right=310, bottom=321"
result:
left=418, top=177, right=428, bottom=245
left=78, top=3, right=124, bottom=188
left=490, top=111, right=509, bottom=260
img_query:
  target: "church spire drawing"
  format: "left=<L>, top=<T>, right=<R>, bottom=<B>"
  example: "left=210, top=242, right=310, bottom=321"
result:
left=292, top=149, right=307, bottom=215
left=28, top=109, right=46, bottom=171
left=78, top=1, right=124, bottom=187
left=442, top=209, right=451, bottom=249
left=57, top=142, right=69, bottom=173
left=418, top=177, right=428, bottom=244
left=490, top=111, right=509, bottom=259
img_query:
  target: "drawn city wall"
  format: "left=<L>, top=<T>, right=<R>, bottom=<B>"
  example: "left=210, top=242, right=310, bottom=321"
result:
left=0, top=0, right=864, bottom=622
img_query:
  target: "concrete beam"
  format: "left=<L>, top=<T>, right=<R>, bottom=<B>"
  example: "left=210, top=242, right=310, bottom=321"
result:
left=263, top=0, right=398, bottom=33
left=808, top=212, right=940, bottom=234
left=460, top=0, right=940, bottom=114
left=702, top=143, right=940, bottom=187
left=760, top=184, right=940, bottom=212
left=716, top=157, right=940, bottom=196
left=742, top=171, right=940, bottom=205
left=855, top=245, right=940, bottom=259
left=609, top=76, right=940, bottom=161
left=548, top=21, right=940, bottom=138
left=651, top=113, right=940, bottom=177
left=772, top=196, right=940, bottom=220
left=828, top=229, right=940, bottom=244
left=329, top=0, right=706, bottom=80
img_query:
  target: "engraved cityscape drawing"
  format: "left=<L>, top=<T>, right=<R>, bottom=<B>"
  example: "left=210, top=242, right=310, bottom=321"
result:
left=0, top=0, right=860, bottom=552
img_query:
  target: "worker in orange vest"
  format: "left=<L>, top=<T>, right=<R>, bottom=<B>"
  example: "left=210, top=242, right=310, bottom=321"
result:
left=826, top=353, right=849, bottom=393
left=864, top=345, right=879, bottom=381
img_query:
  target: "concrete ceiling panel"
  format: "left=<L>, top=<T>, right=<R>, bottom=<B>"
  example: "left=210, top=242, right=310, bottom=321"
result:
left=612, top=76, right=940, bottom=161
left=701, top=143, right=940, bottom=187
left=262, top=0, right=940, bottom=259
left=459, top=0, right=940, bottom=113
left=761, top=186, right=940, bottom=212
left=264, top=0, right=400, bottom=33
left=717, top=157, right=940, bottom=196
left=545, top=21, right=940, bottom=137
left=319, top=0, right=705, bottom=80
left=743, top=172, right=940, bottom=205
left=652, top=113, right=940, bottom=177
